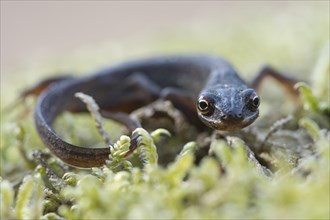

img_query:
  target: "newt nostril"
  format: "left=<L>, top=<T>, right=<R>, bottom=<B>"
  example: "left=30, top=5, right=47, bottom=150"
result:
left=221, top=113, right=242, bottom=121
left=221, top=115, right=228, bottom=120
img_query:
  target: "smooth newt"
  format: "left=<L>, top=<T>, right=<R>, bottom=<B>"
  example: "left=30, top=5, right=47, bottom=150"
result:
left=31, top=55, right=295, bottom=168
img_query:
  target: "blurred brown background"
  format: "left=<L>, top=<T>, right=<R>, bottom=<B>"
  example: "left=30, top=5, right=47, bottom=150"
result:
left=1, top=1, right=328, bottom=77
left=0, top=2, right=319, bottom=73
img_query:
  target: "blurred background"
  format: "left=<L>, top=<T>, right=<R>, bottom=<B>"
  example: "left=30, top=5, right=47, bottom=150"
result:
left=1, top=1, right=329, bottom=103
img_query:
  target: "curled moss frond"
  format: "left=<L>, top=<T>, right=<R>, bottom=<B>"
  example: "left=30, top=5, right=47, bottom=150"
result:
left=165, top=142, right=197, bottom=187
left=62, top=172, right=78, bottom=186
left=299, top=117, right=322, bottom=141
left=210, top=138, right=232, bottom=165
left=0, top=179, right=15, bottom=219
left=15, top=176, right=35, bottom=218
left=299, top=117, right=330, bottom=159
left=311, top=44, right=330, bottom=101
left=150, top=128, right=171, bottom=144
left=40, top=212, right=65, bottom=220
left=13, top=175, right=44, bottom=219
left=13, top=124, right=36, bottom=169
left=106, top=135, right=132, bottom=170
left=133, top=128, right=159, bottom=167
left=179, top=141, right=197, bottom=157
left=34, top=150, right=65, bottom=192
left=105, top=128, right=168, bottom=171
left=295, top=82, right=322, bottom=113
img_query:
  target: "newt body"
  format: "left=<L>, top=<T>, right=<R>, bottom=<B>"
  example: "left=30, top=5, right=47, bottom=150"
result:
left=34, top=55, right=260, bottom=167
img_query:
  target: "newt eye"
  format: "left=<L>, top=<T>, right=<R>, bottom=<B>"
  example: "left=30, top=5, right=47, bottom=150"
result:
left=197, top=97, right=214, bottom=116
left=242, top=89, right=260, bottom=111
left=252, top=96, right=260, bottom=107
left=247, top=95, right=260, bottom=111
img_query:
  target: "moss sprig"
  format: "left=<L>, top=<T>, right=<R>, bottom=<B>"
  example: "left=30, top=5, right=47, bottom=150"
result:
left=1, top=175, right=44, bottom=219
left=106, top=135, right=132, bottom=171
left=165, top=142, right=197, bottom=187
left=134, top=128, right=162, bottom=167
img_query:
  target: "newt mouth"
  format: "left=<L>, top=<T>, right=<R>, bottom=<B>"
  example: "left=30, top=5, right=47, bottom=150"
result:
left=198, top=111, right=259, bottom=131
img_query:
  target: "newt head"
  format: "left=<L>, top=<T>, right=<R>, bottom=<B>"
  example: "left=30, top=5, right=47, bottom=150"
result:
left=197, top=87, right=260, bottom=131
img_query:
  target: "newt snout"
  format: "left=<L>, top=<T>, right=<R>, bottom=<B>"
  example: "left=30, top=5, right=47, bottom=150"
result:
left=220, top=112, right=243, bottom=121
left=197, top=87, right=260, bottom=131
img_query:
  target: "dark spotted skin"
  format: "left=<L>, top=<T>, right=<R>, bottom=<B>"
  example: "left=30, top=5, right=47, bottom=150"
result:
left=34, top=55, right=260, bottom=167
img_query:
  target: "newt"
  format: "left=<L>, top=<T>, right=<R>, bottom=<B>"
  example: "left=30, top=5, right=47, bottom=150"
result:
left=22, top=55, right=298, bottom=167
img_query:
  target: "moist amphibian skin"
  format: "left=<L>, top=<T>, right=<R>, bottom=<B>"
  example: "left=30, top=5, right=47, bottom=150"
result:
left=26, top=55, right=294, bottom=168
